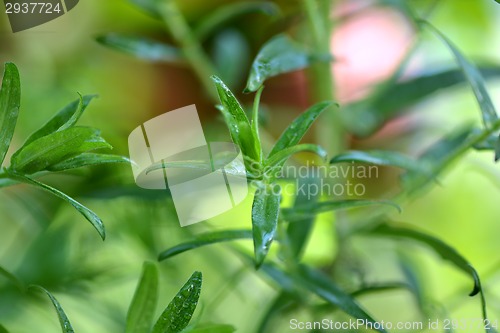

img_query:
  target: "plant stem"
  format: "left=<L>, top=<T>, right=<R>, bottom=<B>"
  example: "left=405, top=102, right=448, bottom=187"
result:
left=157, top=0, right=220, bottom=102
left=303, top=0, right=344, bottom=156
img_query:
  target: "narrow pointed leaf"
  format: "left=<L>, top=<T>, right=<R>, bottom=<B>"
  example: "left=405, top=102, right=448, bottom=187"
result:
left=158, top=230, right=252, bottom=261
left=423, top=21, right=498, bottom=129
left=245, top=35, right=332, bottom=92
left=286, top=175, right=321, bottom=259
left=269, top=101, right=333, bottom=157
left=252, top=184, right=281, bottom=267
left=48, top=153, right=131, bottom=172
left=211, top=75, right=260, bottom=162
left=0, top=62, right=21, bottom=166
left=152, top=271, right=202, bottom=333
left=7, top=172, right=105, bottom=240
left=265, top=144, right=327, bottom=169
left=330, top=150, right=431, bottom=174
left=194, top=2, right=279, bottom=40
left=370, top=223, right=480, bottom=296
left=297, top=265, right=387, bottom=333
left=282, top=200, right=401, bottom=221
left=97, top=34, right=182, bottom=63
left=22, top=95, right=97, bottom=147
left=29, top=285, right=75, bottom=333
left=10, top=127, right=109, bottom=174
left=343, top=67, right=500, bottom=137
left=126, top=262, right=159, bottom=333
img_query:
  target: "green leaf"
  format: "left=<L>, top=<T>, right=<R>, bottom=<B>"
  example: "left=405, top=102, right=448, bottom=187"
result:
left=29, top=285, right=75, bottom=333
left=343, top=66, right=500, bottom=137
left=96, top=34, right=182, bottom=63
left=257, top=293, right=296, bottom=333
left=297, top=265, right=387, bottom=333
left=350, top=282, right=410, bottom=298
left=265, top=144, right=327, bottom=169
left=10, top=127, right=110, bottom=174
left=252, top=184, right=281, bottom=267
left=158, top=230, right=252, bottom=261
left=370, top=223, right=480, bottom=296
left=128, top=0, right=160, bottom=17
left=245, top=35, right=331, bottom=92
left=48, top=153, right=131, bottom=172
left=211, top=75, right=260, bottom=162
left=194, top=1, right=280, bottom=40
left=269, top=101, right=333, bottom=157
left=402, top=127, right=472, bottom=193
left=0, top=265, right=25, bottom=291
left=286, top=175, right=321, bottom=259
left=423, top=21, right=498, bottom=129
left=7, top=172, right=106, bottom=240
left=22, top=94, right=97, bottom=147
left=0, top=62, right=21, bottom=166
left=330, top=150, right=431, bottom=174
left=181, top=324, right=235, bottom=333
left=126, top=262, right=159, bottom=333
left=0, top=324, right=9, bottom=333
left=282, top=200, right=401, bottom=221
left=251, top=85, right=264, bottom=162
left=152, top=271, right=202, bottom=333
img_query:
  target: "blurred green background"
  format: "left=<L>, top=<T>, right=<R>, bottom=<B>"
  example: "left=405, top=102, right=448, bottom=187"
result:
left=1, top=0, right=500, bottom=332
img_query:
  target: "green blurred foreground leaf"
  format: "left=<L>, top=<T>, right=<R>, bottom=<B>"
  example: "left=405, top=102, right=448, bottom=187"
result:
left=7, top=172, right=106, bottom=240
left=158, top=230, right=252, bottom=261
left=97, top=34, right=182, bottom=63
left=0, top=324, right=9, bottom=333
left=252, top=184, right=281, bottom=267
left=297, top=265, right=387, bottom=333
left=152, top=271, right=202, bottom=333
left=181, top=323, right=235, bottom=333
left=0, top=63, right=21, bottom=166
left=370, top=222, right=494, bottom=332
left=370, top=223, right=480, bottom=296
left=126, top=262, right=159, bottom=333
left=0, top=265, right=25, bottom=291
left=29, top=285, right=75, bottom=333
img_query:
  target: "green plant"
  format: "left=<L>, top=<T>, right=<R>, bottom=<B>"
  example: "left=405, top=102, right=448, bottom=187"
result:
left=96, top=1, right=500, bottom=332
left=0, top=62, right=129, bottom=240
left=3, top=0, right=500, bottom=332
left=0, top=262, right=232, bottom=333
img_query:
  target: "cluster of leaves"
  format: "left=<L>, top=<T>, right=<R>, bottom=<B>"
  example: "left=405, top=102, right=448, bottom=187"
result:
left=0, top=262, right=230, bottom=333
left=3, top=0, right=500, bottom=332
left=103, top=2, right=500, bottom=332
left=95, top=0, right=500, bottom=332
left=0, top=62, right=130, bottom=240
